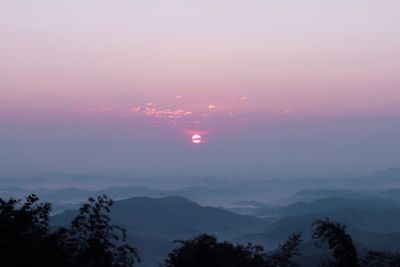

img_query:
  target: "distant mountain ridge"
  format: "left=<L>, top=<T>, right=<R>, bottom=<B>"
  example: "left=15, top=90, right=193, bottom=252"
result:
left=52, top=196, right=266, bottom=239
left=237, top=207, right=400, bottom=250
left=375, top=167, right=400, bottom=179
left=51, top=196, right=268, bottom=267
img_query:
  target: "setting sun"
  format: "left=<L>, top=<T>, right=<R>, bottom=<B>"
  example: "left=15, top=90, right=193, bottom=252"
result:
left=192, top=134, right=202, bottom=144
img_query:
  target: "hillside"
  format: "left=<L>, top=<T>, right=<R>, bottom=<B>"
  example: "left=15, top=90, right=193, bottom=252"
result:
left=53, top=196, right=265, bottom=238
left=237, top=207, right=400, bottom=251
left=52, top=196, right=267, bottom=267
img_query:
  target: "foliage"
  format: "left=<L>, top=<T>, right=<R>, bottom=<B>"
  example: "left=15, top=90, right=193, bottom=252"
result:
left=163, top=233, right=303, bottom=267
left=63, top=195, right=140, bottom=267
left=312, top=218, right=359, bottom=267
left=268, top=232, right=302, bottom=267
left=0, top=194, right=55, bottom=267
left=361, top=251, right=400, bottom=267
left=0, top=194, right=139, bottom=267
left=164, top=234, right=267, bottom=267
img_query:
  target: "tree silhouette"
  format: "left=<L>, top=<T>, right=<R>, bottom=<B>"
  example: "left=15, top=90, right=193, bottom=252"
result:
left=0, top=194, right=139, bottom=267
left=268, top=232, right=302, bottom=267
left=62, top=195, right=140, bottom=267
left=312, top=218, right=359, bottom=267
left=0, top=194, right=60, bottom=267
left=163, top=233, right=302, bottom=267
left=361, top=251, right=400, bottom=267
left=163, top=234, right=267, bottom=267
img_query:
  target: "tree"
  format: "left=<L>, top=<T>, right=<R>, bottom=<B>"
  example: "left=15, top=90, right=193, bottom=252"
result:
left=361, top=251, right=400, bottom=267
left=62, top=195, right=140, bottom=267
left=312, top=218, right=359, bottom=267
left=164, top=234, right=267, bottom=267
left=268, top=232, right=302, bottom=267
left=0, top=194, right=139, bottom=267
left=163, top=233, right=302, bottom=267
left=0, top=194, right=60, bottom=267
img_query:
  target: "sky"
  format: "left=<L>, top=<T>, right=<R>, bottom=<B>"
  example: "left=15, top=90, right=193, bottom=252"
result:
left=1, top=1, right=400, bottom=178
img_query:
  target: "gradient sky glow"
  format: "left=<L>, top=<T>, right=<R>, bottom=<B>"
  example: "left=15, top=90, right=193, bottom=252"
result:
left=1, top=1, right=400, bottom=176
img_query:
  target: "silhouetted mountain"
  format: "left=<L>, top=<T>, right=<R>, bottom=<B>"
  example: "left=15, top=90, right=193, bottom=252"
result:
left=294, top=189, right=362, bottom=200
left=98, top=186, right=162, bottom=199
left=375, top=167, right=400, bottom=179
left=363, top=167, right=400, bottom=190
left=237, top=207, right=400, bottom=251
left=52, top=196, right=266, bottom=239
left=248, top=196, right=400, bottom=218
left=0, top=186, right=164, bottom=212
left=380, top=188, right=400, bottom=200
left=52, top=196, right=267, bottom=267
left=279, top=197, right=399, bottom=215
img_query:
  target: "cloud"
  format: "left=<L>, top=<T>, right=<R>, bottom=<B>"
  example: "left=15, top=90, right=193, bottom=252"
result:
left=131, top=105, right=192, bottom=119
left=207, top=104, right=224, bottom=111
left=128, top=95, right=261, bottom=129
left=275, top=109, right=293, bottom=115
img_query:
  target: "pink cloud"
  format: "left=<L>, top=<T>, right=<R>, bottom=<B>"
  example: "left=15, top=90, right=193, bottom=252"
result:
left=207, top=104, right=224, bottom=112
left=131, top=106, right=192, bottom=119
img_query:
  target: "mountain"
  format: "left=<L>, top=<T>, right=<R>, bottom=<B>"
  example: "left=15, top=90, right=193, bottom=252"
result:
left=375, top=167, right=400, bottom=179
left=248, top=196, right=400, bottom=218
left=237, top=207, right=400, bottom=251
left=279, top=197, right=399, bottom=216
left=294, top=189, right=362, bottom=200
left=52, top=196, right=267, bottom=267
left=362, top=167, right=400, bottom=190
left=53, top=196, right=265, bottom=238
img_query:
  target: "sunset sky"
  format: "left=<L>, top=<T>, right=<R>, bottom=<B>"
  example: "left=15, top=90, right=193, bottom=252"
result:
left=1, top=1, right=400, bottom=177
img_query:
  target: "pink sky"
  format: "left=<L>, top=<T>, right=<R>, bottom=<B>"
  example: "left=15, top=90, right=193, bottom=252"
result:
left=1, top=0, right=399, bottom=117
left=1, top=1, right=400, bottom=175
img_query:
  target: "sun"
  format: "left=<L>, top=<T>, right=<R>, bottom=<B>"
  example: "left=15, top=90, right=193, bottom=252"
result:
left=191, top=134, right=202, bottom=144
